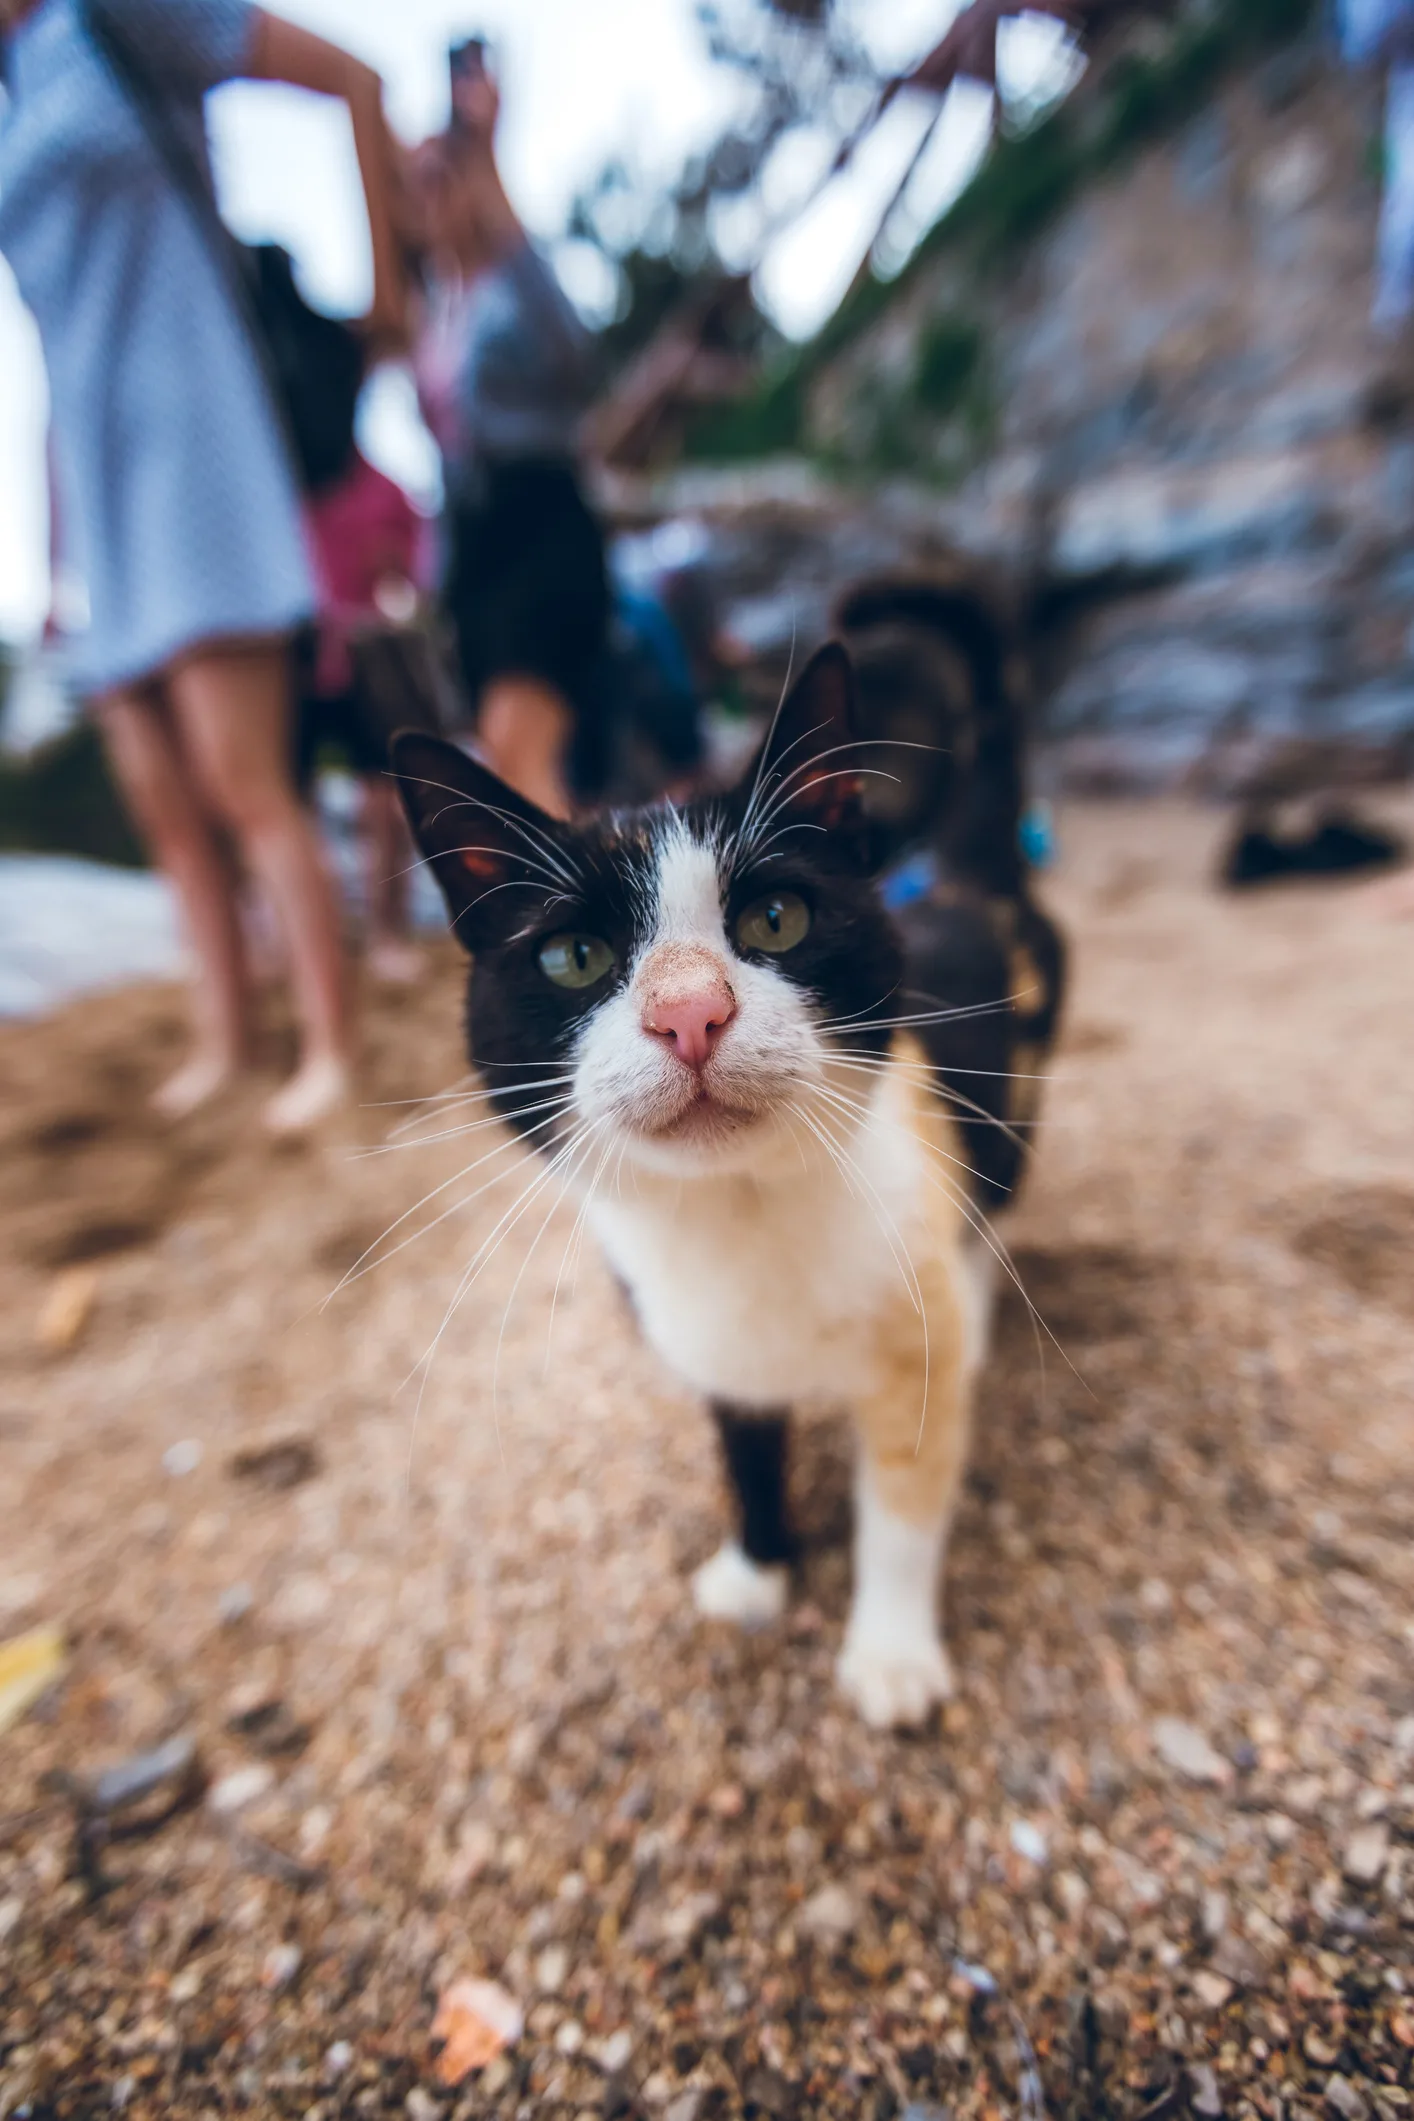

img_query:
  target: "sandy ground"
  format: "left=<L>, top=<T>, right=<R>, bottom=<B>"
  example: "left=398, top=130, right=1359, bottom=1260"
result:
left=2, top=799, right=1413, bottom=2121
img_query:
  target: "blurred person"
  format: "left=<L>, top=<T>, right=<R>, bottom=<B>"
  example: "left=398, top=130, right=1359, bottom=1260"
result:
left=404, top=38, right=608, bottom=819
left=299, top=446, right=445, bottom=986
left=0, top=0, right=405, bottom=1130
left=1340, top=0, right=1414, bottom=336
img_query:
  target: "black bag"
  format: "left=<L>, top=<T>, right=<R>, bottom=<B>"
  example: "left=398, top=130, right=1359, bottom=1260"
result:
left=83, top=1, right=364, bottom=495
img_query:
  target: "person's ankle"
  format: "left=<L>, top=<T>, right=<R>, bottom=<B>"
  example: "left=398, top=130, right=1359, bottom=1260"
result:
left=263, top=1051, right=352, bottom=1136
left=367, top=934, right=422, bottom=985
left=151, top=1047, right=242, bottom=1119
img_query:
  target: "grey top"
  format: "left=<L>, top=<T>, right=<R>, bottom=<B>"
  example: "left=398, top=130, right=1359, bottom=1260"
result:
left=0, top=0, right=314, bottom=697
left=417, top=237, right=595, bottom=499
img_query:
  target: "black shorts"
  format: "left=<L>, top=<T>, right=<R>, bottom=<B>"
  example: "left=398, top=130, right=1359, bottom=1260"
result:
left=445, top=458, right=610, bottom=717
left=294, top=628, right=447, bottom=790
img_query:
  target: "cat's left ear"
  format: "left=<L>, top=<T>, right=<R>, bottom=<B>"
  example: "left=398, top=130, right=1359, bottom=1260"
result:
left=390, top=731, right=570, bottom=952
left=734, top=642, right=869, bottom=857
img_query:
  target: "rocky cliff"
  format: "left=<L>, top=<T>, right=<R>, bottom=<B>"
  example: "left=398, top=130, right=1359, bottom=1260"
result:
left=677, top=2, right=1414, bottom=793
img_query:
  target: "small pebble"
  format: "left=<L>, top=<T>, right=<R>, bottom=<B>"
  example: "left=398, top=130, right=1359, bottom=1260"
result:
left=162, top=1439, right=203, bottom=1479
left=405, top=2091, right=440, bottom=2121
left=664, top=2095, right=702, bottom=2121
left=207, top=1763, right=276, bottom=1815
left=798, top=1881, right=859, bottom=1942
left=217, top=1582, right=254, bottom=1626
left=596, top=2028, right=633, bottom=2074
left=1191, top=1969, right=1233, bottom=2011
left=1009, top=1818, right=1048, bottom=1865
left=535, top=1944, right=569, bottom=1993
left=1188, top=2061, right=1223, bottom=2117
left=1054, top=1869, right=1087, bottom=1918
left=1342, top=1821, right=1390, bottom=1886
left=1324, top=2075, right=1370, bottom=2121
left=953, top=1958, right=998, bottom=1996
left=299, top=1805, right=332, bottom=1857
left=260, top=1942, right=301, bottom=1991
left=267, top=1572, right=331, bottom=1629
left=506, top=1724, right=540, bottom=1773
left=1151, top=1716, right=1230, bottom=1785
left=323, top=2041, right=354, bottom=2079
left=555, top=2018, right=585, bottom=2056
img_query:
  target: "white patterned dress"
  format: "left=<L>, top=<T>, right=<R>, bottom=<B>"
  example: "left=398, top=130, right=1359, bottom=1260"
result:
left=0, top=0, right=314, bottom=697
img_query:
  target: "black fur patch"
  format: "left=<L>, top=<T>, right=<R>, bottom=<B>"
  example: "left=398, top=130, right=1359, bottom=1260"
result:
left=711, top=1402, right=795, bottom=1566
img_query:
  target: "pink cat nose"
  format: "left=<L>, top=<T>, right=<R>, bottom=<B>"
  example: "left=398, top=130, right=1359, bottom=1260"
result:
left=644, top=981, right=737, bottom=1072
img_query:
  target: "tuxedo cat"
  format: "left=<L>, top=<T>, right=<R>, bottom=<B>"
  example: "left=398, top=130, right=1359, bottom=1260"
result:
left=394, top=626, right=1063, bottom=1728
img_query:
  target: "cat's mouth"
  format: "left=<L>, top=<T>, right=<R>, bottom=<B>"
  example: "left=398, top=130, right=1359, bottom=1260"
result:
left=640, top=1082, right=759, bottom=1143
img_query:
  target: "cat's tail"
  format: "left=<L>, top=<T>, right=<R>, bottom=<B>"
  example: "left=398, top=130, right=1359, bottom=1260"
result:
left=834, top=571, right=1026, bottom=896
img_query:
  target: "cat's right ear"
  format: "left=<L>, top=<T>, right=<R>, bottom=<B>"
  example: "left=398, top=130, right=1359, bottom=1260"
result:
left=390, top=732, right=568, bottom=952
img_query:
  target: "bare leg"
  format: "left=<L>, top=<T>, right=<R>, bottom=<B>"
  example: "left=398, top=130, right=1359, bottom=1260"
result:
left=167, top=643, right=351, bottom=1133
left=477, top=673, right=573, bottom=819
left=94, top=688, right=250, bottom=1115
left=361, top=775, right=421, bottom=984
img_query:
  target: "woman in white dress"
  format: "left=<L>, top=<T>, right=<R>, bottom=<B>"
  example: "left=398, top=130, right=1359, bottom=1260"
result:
left=0, top=0, right=404, bottom=1129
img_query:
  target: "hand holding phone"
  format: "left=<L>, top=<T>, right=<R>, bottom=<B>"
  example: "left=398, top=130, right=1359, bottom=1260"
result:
left=448, top=38, right=498, bottom=141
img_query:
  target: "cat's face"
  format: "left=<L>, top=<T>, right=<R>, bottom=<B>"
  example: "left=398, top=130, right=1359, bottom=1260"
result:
left=395, top=647, right=903, bottom=1180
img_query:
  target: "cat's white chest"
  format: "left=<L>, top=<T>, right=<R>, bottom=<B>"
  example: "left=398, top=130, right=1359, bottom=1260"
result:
left=587, top=1126, right=924, bottom=1408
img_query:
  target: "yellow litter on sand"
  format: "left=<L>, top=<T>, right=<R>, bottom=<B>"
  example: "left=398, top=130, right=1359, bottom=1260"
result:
left=37, top=1266, right=98, bottom=1352
left=0, top=1625, right=66, bottom=1735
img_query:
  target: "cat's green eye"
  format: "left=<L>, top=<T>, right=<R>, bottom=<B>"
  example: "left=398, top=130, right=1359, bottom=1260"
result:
left=537, top=933, right=617, bottom=990
left=735, top=891, right=811, bottom=956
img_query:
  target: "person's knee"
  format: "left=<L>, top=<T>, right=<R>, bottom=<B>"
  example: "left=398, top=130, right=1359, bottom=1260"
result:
left=191, top=739, right=302, bottom=843
left=98, top=710, right=190, bottom=845
left=170, top=651, right=303, bottom=841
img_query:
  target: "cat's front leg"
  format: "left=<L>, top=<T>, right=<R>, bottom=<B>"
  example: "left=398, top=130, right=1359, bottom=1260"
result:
left=838, top=1319, right=971, bottom=1729
left=692, top=1401, right=793, bottom=1629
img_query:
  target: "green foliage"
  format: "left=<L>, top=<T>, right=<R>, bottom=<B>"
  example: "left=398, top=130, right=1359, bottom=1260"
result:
left=0, top=721, right=147, bottom=869
left=684, top=364, right=806, bottom=458
left=912, top=317, right=983, bottom=416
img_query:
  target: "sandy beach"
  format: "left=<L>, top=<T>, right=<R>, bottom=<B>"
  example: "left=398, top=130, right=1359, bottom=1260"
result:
left=2, top=798, right=1413, bottom=2118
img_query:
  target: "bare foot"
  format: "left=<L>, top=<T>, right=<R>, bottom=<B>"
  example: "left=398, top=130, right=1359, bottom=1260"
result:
left=1365, top=870, right=1414, bottom=918
left=151, top=1052, right=239, bottom=1121
left=366, top=937, right=422, bottom=987
left=263, top=1054, right=352, bottom=1137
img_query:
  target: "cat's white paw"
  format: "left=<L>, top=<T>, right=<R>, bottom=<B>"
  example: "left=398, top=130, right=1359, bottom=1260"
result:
left=836, top=1627, right=953, bottom=1729
left=692, top=1541, right=789, bottom=1629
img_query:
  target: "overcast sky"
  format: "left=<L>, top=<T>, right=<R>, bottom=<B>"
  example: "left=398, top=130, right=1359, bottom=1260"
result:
left=0, top=0, right=1073, bottom=644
